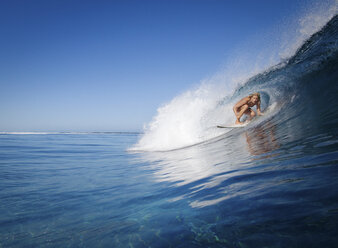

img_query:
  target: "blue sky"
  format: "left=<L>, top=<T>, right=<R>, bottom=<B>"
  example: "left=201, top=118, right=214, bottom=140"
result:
left=0, top=0, right=315, bottom=131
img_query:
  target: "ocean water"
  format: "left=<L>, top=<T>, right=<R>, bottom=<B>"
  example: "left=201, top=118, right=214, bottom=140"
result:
left=1, top=14, right=338, bottom=248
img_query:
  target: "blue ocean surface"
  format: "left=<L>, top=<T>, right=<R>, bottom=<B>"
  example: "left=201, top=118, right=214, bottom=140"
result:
left=1, top=15, right=338, bottom=248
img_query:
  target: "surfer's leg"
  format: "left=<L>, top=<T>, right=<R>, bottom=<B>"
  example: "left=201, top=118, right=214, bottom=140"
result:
left=235, top=104, right=249, bottom=124
left=247, top=108, right=256, bottom=121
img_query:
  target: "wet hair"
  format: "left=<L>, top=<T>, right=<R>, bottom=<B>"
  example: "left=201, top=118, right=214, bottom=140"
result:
left=249, top=92, right=260, bottom=101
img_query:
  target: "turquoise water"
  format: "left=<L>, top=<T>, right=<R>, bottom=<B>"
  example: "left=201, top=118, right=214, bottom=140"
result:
left=1, top=15, right=338, bottom=248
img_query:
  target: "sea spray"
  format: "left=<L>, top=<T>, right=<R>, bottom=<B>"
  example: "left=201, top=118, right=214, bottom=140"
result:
left=279, top=0, right=338, bottom=59
left=133, top=83, right=224, bottom=151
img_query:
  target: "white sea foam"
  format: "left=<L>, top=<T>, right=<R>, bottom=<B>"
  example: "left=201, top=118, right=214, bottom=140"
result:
left=132, top=0, right=337, bottom=151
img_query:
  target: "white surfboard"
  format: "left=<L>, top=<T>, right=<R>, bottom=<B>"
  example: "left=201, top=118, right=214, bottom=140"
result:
left=217, top=120, right=250, bottom=128
left=217, top=123, right=247, bottom=128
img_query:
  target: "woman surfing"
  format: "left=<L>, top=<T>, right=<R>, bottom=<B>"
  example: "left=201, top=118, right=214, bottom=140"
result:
left=233, top=92, right=263, bottom=124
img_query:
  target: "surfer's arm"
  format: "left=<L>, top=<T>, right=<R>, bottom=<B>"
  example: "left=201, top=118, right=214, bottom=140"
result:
left=256, top=101, right=263, bottom=116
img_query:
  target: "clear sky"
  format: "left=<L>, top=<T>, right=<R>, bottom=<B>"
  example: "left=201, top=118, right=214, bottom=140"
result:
left=0, top=0, right=317, bottom=132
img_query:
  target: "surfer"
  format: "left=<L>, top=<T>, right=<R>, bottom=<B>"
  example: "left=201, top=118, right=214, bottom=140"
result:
left=233, top=92, right=263, bottom=124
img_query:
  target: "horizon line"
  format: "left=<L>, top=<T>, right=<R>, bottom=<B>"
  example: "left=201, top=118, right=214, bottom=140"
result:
left=0, top=131, right=142, bottom=135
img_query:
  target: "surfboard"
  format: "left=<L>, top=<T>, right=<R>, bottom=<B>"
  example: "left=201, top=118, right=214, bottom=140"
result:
left=217, top=124, right=246, bottom=128
left=217, top=121, right=250, bottom=128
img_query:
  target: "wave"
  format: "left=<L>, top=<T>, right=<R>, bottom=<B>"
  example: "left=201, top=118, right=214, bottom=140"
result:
left=131, top=3, right=338, bottom=152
